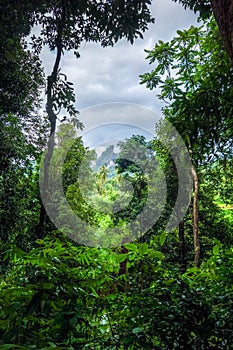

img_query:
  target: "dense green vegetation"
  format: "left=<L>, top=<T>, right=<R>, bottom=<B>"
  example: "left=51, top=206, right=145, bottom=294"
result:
left=0, top=1, right=232, bottom=349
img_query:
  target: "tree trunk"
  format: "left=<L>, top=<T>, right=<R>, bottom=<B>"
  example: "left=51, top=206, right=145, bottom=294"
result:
left=178, top=220, right=186, bottom=272
left=210, top=0, right=233, bottom=64
left=36, top=43, right=62, bottom=238
left=191, top=166, right=200, bottom=268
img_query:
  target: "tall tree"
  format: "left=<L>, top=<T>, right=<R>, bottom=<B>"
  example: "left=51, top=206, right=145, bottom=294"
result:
left=0, top=0, right=47, bottom=257
left=210, top=0, right=233, bottom=64
left=140, top=18, right=233, bottom=266
left=172, top=0, right=233, bottom=65
left=28, top=0, right=155, bottom=235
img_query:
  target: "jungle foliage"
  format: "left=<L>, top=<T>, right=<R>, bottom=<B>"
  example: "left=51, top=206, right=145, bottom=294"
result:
left=0, top=1, right=233, bottom=349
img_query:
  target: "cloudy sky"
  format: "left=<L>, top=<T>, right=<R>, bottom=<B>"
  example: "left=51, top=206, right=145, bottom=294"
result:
left=40, top=0, right=198, bottom=147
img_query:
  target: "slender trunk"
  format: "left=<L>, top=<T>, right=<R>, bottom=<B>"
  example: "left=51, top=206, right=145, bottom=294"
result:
left=191, top=166, right=200, bottom=268
left=210, top=0, right=233, bottom=64
left=176, top=169, right=186, bottom=272
left=178, top=220, right=186, bottom=272
left=36, top=43, right=63, bottom=238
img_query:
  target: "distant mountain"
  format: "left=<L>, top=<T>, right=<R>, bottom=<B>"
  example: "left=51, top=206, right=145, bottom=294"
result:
left=92, top=144, right=118, bottom=174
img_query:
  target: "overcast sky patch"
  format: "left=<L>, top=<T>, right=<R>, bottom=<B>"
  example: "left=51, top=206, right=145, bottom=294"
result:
left=37, top=0, right=198, bottom=148
left=39, top=0, right=197, bottom=114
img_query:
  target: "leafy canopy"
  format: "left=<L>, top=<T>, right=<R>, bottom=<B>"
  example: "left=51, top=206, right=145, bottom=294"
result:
left=140, top=18, right=233, bottom=164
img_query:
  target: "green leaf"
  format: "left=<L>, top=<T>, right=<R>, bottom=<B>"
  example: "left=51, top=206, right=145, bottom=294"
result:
left=151, top=251, right=164, bottom=259
left=159, top=232, right=167, bottom=246
left=115, top=254, right=128, bottom=263
left=132, top=326, right=144, bottom=334
left=213, top=245, right=220, bottom=256
left=124, top=243, right=137, bottom=251
left=139, top=243, right=148, bottom=255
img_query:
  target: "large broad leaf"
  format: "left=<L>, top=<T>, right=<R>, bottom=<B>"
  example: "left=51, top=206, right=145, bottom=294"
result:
left=139, top=243, right=149, bottom=255
left=124, top=243, right=137, bottom=251
left=115, top=254, right=128, bottom=263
